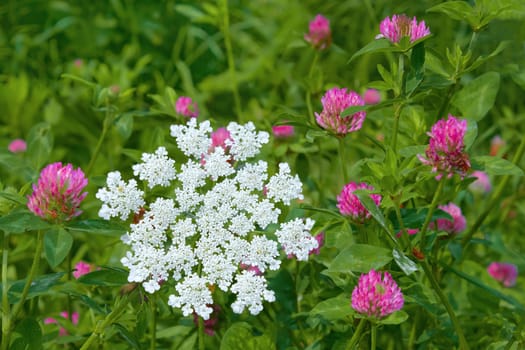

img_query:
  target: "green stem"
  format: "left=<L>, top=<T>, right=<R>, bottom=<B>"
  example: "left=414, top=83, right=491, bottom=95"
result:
left=80, top=296, right=130, bottom=350
left=419, top=179, right=445, bottom=252
left=66, top=250, right=72, bottom=322
left=346, top=318, right=366, bottom=350
left=2, top=230, right=44, bottom=350
left=461, top=135, right=525, bottom=247
left=150, top=295, right=157, bottom=350
left=218, top=0, right=242, bottom=122
left=338, top=136, right=349, bottom=184
left=371, top=322, right=377, bottom=350
left=85, top=104, right=112, bottom=177
left=394, top=202, right=411, bottom=251
left=198, top=316, right=205, bottom=350
left=421, top=261, right=469, bottom=349
left=1, top=233, right=10, bottom=350
left=306, top=51, right=319, bottom=125
left=391, top=104, right=404, bottom=153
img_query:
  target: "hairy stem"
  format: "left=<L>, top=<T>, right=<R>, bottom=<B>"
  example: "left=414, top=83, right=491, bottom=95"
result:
left=419, top=179, right=445, bottom=252
left=338, top=136, right=349, bottom=184
left=2, top=230, right=44, bottom=350
left=346, top=318, right=366, bottom=350
left=306, top=51, right=319, bottom=125
left=1, top=233, right=10, bottom=350
left=218, top=0, right=242, bottom=122
left=421, top=261, right=469, bottom=349
left=80, top=296, right=130, bottom=350
left=85, top=103, right=113, bottom=177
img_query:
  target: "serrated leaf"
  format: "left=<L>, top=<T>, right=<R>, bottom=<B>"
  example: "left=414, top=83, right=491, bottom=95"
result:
left=393, top=248, right=419, bottom=275
left=452, top=72, right=500, bottom=121
left=44, top=228, right=73, bottom=268
left=473, top=156, right=524, bottom=176
left=329, top=244, right=392, bottom=273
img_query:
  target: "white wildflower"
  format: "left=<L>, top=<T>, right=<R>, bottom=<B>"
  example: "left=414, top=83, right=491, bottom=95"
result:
left=132, top=147, right=176, bottom=188
left=170, top=119, right=212, bottom=158
left=275, top=218, right=317, bottom=261
left=266, top=163, right=304, bottom=205
left=231, top=270, right=276, bottom=315
left=168, top=274, right=214, bottom=319
left=202, top=147, right=235, bottom=180
left=226, top=121, right=269, bottom=161
left=96, top=171, right=145, bottom=220
left=235, top=160, right=268, bottom=191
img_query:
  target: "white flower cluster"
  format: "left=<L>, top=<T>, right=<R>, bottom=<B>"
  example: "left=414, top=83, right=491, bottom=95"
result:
left=97, top=119, right=317, bottom=320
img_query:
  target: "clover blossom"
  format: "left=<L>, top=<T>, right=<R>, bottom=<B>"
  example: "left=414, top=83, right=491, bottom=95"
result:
left=175, top=96, right=199, bottom=118
left=27, top=162, right=88, bottom=222
left=351, top=270, right=404, bottom=319
left=337, top=182, right=381, bottom=223
left=432, top=202, right=466, bottom=234
left=44, top=311, right=79, bottom=336
left=272, top=125, right=295, bottom=138
left=377, top=14, right=430, bottom=43
left=469, top=170, right=492, bottom=193
left=487, top=262, right=518, bottom=287
left=97, top=120, right=316, bottom=320
left=304, top=14, right=331, bottom=50
left=315, top=87, right=366, bottom=135
left=8, top=139, right=27, bottom=153
left=73, top=261, right=93, bottom=279
left=418, top=115, right=471, bottom=179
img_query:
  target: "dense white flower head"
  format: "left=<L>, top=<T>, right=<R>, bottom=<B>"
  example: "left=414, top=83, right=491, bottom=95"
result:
left=97, top=119, right=315, bottom=320
left=96, top=171, right=145, bottom=220
left=132, top=147, right=176, bottom=188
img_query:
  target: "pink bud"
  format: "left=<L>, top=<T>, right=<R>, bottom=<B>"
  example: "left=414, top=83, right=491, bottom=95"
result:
left=8, top=139, right=27, bottom=153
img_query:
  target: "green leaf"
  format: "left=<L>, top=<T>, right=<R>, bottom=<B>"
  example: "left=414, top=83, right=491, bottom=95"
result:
left=353, top=190, right=396, bottom=242
left=411, top=42, right=426, bottom=80
left=473, top=156, right=524, bottom=176
left=44, top=228, right=73, bottom=268
left=393, top=248, right=419, bottom=275
left=340, top=105, right=368, bottom=118
left=329, top=244, right=392, bottom=273
left=66, top=219, right=126, bottom=236
left=0, top=191, right=27, bottom=205
left=452, top=72, right=500, bottom=121
left=113, top=323, right=141, bottom=349
left=427, top=1, right=478, bottom=26
left=7, top=272, right=65, bottom=303
left=220, top=322, right=275, bottom=350
left=11, top=318, right=42, bottom=350
left=0, top=211, right=51, bottom=234
left=309, top=294, right=353, bottom=321
left=378, top=310, right=409, bottom=325
left=115, top=113, right=134, bottom=140
left=349, top=38, right=400, bottom=62
left=77, top=267, right=129, bottom=286
left=464, top=119, right=478, bottom=150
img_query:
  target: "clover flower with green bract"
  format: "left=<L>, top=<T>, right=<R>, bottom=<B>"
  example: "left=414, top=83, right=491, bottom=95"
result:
left=418, top=114, right=471, bottom=179
left=376, top=14, right=430, bottom=43
left=27, top=162, right=88, bottom=222
left=96, top=119, right=318, bottom=320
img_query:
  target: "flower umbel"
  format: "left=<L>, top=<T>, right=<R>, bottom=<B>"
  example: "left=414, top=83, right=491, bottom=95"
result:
left=98, top=120, right=315, bottom=320
left=315, top=87, right=366, bottom=135
left=377, top=14, right=430, bottom=43
left=418, top=114, right=471, bottom=179
left=27, top=162, right=88, bottom=222
left=337, top=182, right=381, bottom=223
left=304, top=14, right=331, bottom=50
left=351, top=270, right=404, bottom=319
left=487, top=262, right=518, bottom=287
